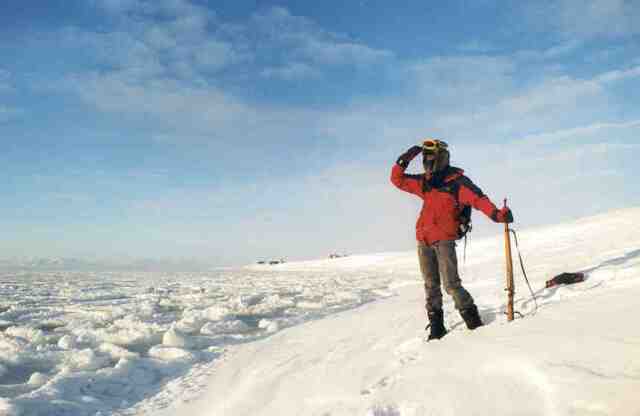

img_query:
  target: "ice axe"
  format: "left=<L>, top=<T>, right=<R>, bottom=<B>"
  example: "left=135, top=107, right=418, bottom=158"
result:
left=503, top=198, right=515, bottom=321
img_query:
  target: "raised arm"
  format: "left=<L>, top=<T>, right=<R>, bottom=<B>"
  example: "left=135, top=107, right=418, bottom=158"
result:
left=390, top=146, right=424, bottom=196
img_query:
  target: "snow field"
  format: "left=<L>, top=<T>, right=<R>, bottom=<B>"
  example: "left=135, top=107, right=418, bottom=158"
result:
left=1, top=207, right=639, bottom=415
left=166, top=207, right=640, bottom=416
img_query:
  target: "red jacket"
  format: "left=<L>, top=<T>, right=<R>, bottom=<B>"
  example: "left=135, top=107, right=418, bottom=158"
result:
left=390, top=163, right=500, bottom=244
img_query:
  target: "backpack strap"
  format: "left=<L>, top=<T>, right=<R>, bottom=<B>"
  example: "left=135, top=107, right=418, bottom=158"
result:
left=449, top=176, right=473, bottom=240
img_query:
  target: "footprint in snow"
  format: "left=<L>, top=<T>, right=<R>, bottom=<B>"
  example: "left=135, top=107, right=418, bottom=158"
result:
left=360, top=375, right=397, bottom=396
left=393, top=338, right=422, bottom=365
left=366, top=404, right=402, bottom=416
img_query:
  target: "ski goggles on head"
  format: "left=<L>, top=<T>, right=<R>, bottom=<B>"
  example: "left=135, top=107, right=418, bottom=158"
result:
left=421, top=139, right=448, bottom=153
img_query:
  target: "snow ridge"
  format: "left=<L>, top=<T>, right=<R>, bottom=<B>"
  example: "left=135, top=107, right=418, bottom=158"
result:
left=166, top=207, right=640, bottom=416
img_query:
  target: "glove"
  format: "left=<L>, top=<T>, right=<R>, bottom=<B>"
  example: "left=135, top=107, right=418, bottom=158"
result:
left=396, top=145, right=422, bottom=169
left=493, top=207, right=514, bottom=223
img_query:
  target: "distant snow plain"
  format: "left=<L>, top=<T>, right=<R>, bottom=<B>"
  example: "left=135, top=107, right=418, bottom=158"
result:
left=1, top=207, right=639, bottom=415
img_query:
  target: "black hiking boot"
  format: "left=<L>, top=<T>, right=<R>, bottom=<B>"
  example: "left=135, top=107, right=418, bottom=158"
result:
left=426, top=308, right=447, bottom=341
left=460, top=305, right=483, bottom=330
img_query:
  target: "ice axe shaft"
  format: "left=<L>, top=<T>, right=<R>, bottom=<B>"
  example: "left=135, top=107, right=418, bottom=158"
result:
left=503, top=199, right=515, bottom=321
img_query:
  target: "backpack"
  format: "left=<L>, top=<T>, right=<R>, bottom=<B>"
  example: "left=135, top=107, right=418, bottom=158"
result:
left=545, top=272, right=585, bottom=288
left=457, top=204, right=472, bottom=240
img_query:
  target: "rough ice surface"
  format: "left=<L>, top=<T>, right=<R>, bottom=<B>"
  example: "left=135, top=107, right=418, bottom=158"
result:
left=0, top=262, right=395, bottom=415
left=2, top=207, right=640, bottom=415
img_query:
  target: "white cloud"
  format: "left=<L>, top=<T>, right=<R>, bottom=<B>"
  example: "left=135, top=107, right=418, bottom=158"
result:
left=250, top=6, right=393, bottom=69
left=517, top=120, right=640, bottom=145
left=596, top=65, right=640, bottom=83
left=61, top=68, right=332, bottom=151
left=224, top=117, right=640, bottom=258
left=60, top=4, right=242, bottom=81
left=58, top=0, right=640, bottom=159
left=6, top=1, right=640, bottom=263
left=500, top=76, right=601, bottom=116
left=515, top=40, right=583, bottom=61
left=143, top=26, right=178, bottom=50
left=60, top=27, right=165, bottom=78
left=94, top=0, right=141, bottom=14
left=168, top=12, right=209, bottom=38
left=65, top=72, right=246, bottom=127
left=447, top=134, right=640, bottom=234
left=260, top=62, right=321, bottom=80
left=250, top=6, right=317, bottom=39
left=304, top=38, right=393, bottom=66
left=399, top=59, right=640, bottom=144
left=79, top=3, right=392, bottom=84
left=525, top=0, right=640, bottom=39
left=408, top=56, right=516, bottom=105
left=50, top=3, right=397, bottom=142
left=565, top=0, right=640, bottom=38
left=193, top=40, right=238, bottom=71
left=86, top=0, right=237, bottom=79
left=143, top=160, right=425, bottom=259
left=541, top=40, right=583, bottom=57
left=94, top=0, right=209, bottom=19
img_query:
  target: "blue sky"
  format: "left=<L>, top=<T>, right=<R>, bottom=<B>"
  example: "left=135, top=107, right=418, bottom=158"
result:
left=1, top=0, right=639, bottom=266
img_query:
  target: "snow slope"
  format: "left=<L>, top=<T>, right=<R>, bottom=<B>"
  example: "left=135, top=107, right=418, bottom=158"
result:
left=164, top=207, right=640, bottom=416
left=0, top=252, right=397, bottom=415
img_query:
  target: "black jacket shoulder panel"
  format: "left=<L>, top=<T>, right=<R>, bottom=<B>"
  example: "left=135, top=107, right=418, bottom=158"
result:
left=455, top=174, right=485, bottom=198
left=445, top=166, right=464, bottom=177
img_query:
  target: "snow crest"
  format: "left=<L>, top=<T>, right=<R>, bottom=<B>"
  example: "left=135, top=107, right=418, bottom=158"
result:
left=166, top=207, right=640, bottom=416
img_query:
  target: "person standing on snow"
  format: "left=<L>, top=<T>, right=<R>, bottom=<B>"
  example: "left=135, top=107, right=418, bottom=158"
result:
left=390, top=139, right=513, bottom=340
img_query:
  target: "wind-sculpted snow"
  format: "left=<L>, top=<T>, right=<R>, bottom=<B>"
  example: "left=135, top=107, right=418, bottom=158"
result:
left=164, top=207, right=640, bottom=416
left=3, top=208, right=640, bottom=416
left=0, top=268, right=397, bottom=415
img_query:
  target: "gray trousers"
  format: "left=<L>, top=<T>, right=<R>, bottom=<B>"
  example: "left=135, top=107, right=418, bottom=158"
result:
left=417, top=240, right=475, bottom=312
